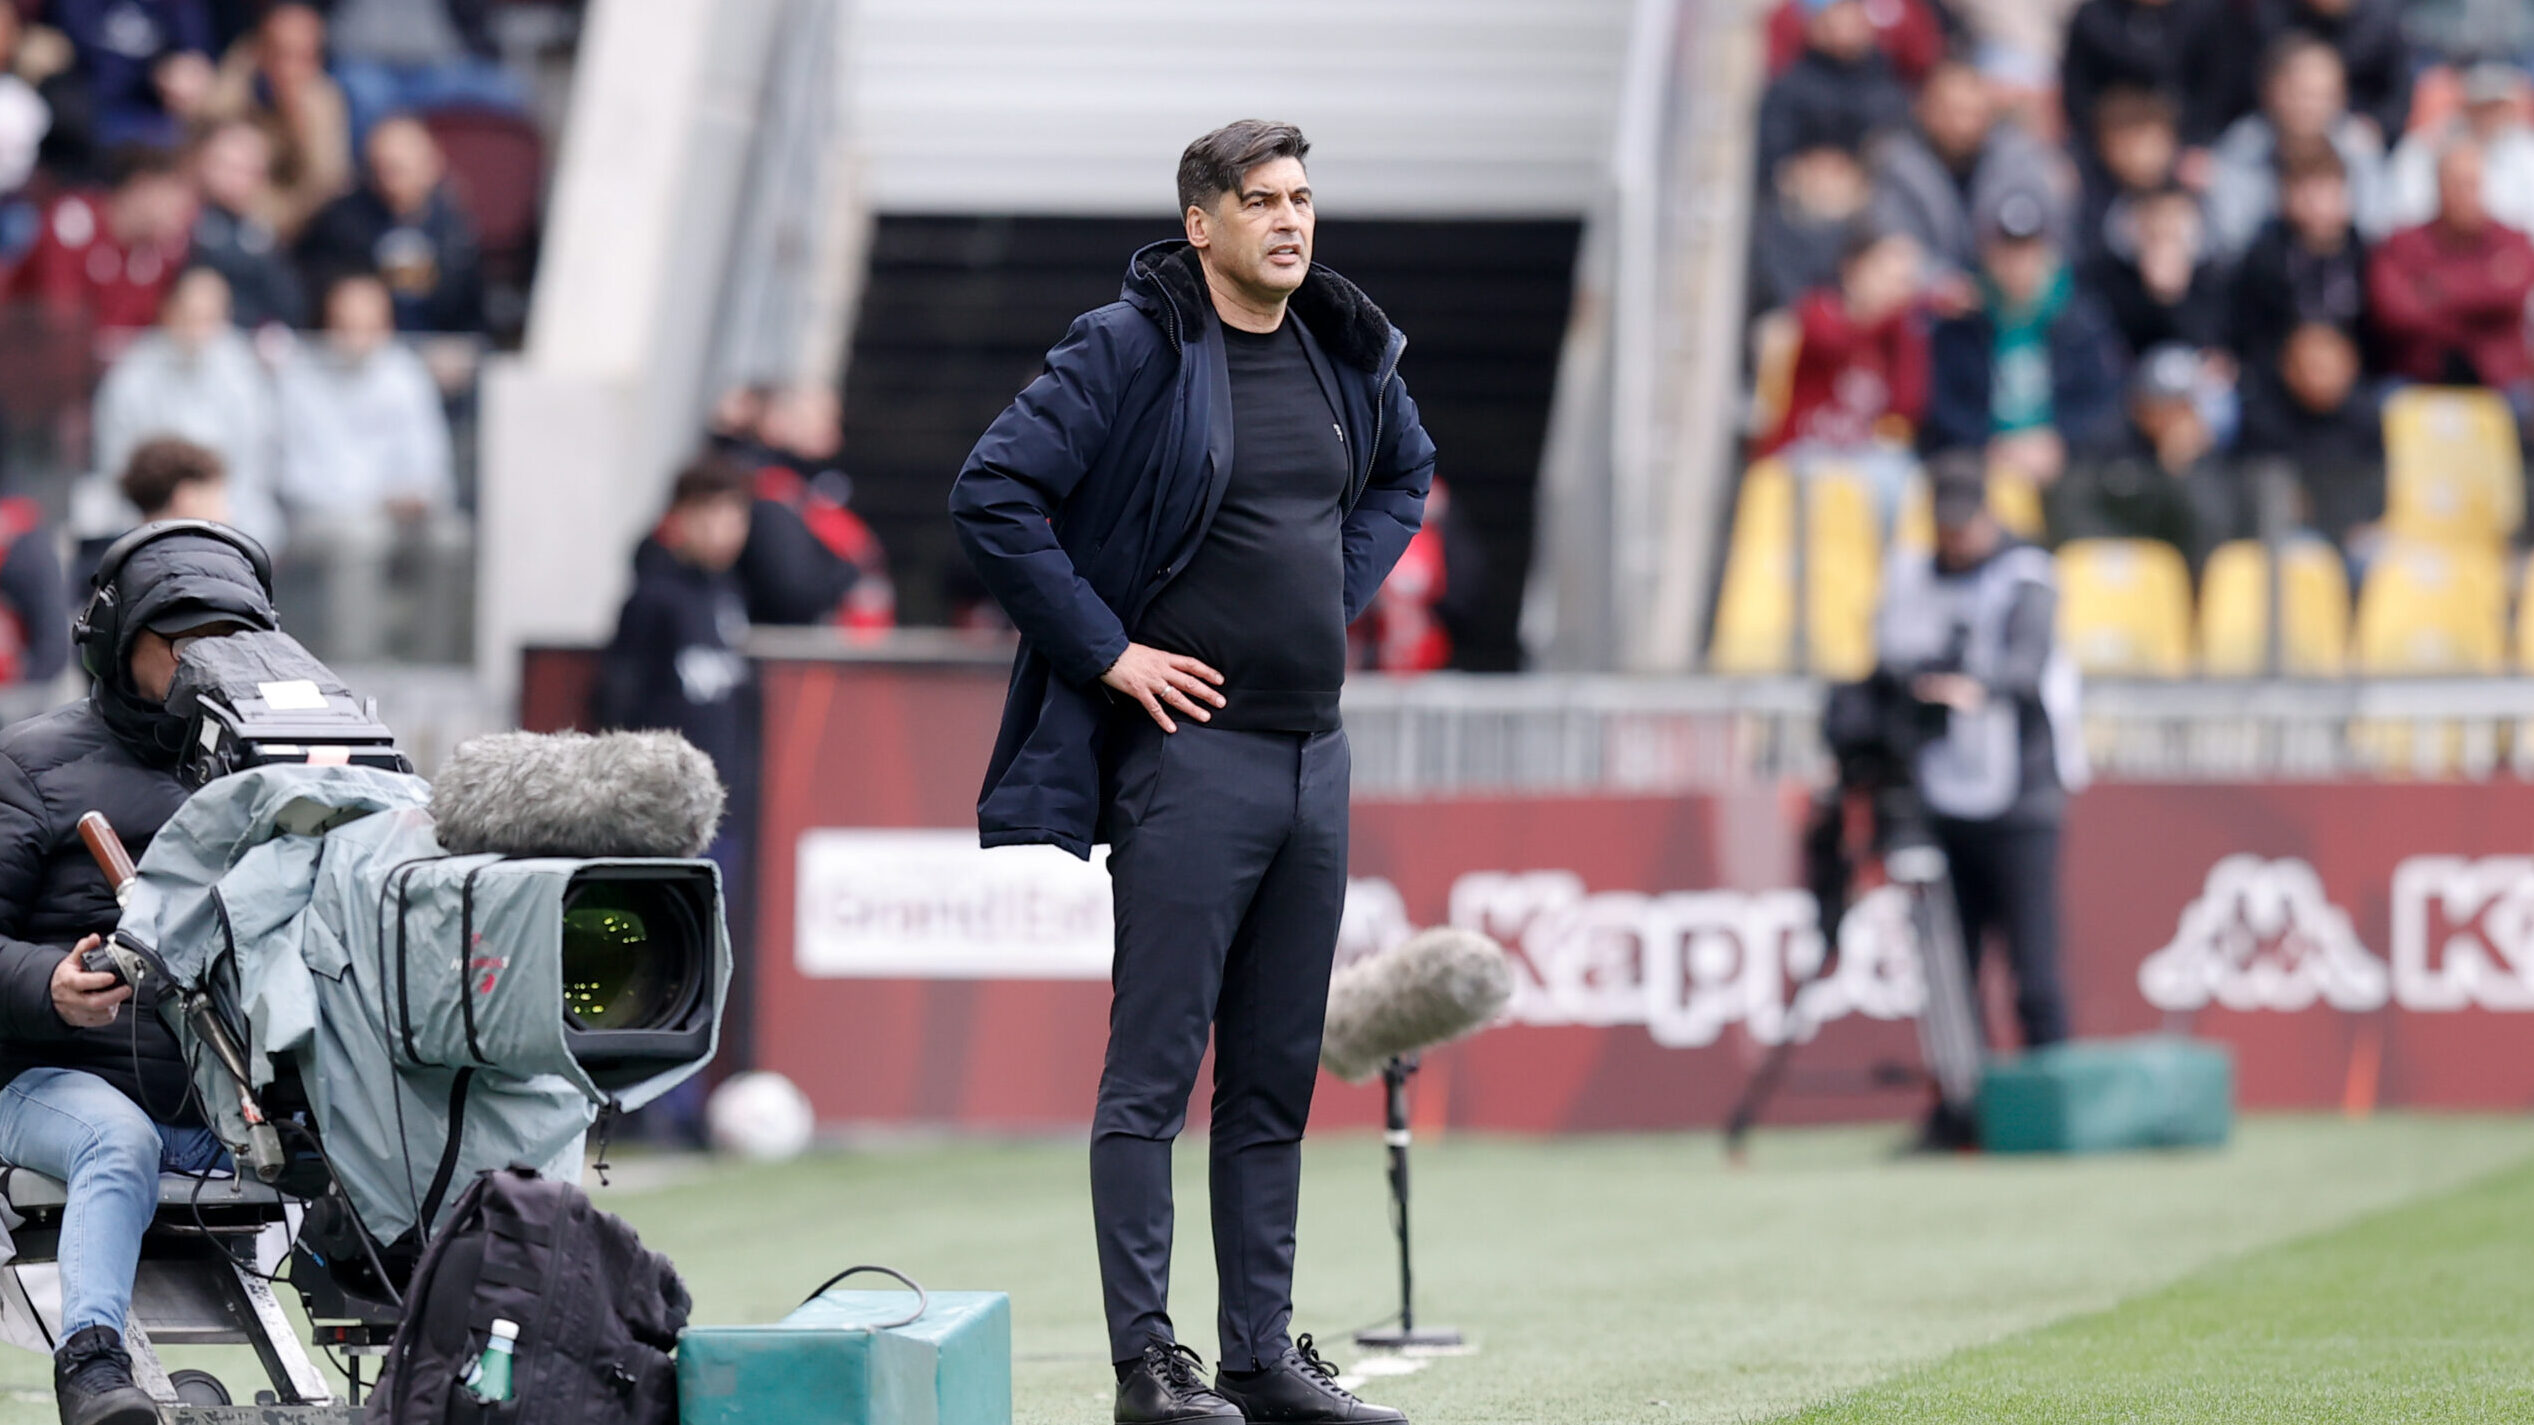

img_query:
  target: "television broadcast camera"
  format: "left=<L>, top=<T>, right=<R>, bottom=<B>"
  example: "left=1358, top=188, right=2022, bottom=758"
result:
left=1813, top=666, right=1951, bottom=906
left=85, top=630, right=726, bottom=1103
left=23, top=629, right=732, bottom=1415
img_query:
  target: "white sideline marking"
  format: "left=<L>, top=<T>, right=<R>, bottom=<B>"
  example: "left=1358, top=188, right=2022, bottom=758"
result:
left=1335, top=1356, right=1431, bottom=1391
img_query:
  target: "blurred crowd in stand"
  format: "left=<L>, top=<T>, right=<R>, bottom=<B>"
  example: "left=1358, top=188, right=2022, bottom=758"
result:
left=594, top=385, right=901, bottom=856
left=1747, top=0, right=2534, bottom=581
left=0, top=0, right=552, bottom=680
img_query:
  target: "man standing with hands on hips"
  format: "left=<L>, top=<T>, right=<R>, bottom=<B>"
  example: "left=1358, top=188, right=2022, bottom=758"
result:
left=951, top=121, right=1432, bottom=1424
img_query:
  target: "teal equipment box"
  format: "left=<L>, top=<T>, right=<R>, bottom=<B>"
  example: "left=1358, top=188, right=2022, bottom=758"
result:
left=1979, top=1035, right=2234, bottom=1154
left=679, top=1289, right=1011, bottom=1425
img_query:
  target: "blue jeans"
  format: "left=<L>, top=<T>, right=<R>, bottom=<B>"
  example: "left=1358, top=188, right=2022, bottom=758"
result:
left=0, top=1068, right=228, bottom=1338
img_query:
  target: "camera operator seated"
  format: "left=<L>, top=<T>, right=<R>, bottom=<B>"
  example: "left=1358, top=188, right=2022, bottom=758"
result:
left=1875, top=452, right=2084, bottom=1080
left=0, top=523, right=277, bottom=1425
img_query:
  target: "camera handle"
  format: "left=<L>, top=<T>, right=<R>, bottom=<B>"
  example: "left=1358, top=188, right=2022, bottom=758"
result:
left=76, top=811, right=287, bottom=1182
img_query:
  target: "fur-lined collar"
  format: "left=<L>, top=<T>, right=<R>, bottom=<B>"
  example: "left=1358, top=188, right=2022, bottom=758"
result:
left=1122, top=239, right=1401, bottom=373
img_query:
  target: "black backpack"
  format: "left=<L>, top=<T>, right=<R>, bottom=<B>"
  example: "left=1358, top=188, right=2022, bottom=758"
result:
left=368, top=1168, right=690, bottom=1425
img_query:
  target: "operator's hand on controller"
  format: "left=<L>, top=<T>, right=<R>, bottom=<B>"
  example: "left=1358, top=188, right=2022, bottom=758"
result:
left=1102, top=643, right=1226, bottom=732
left=52, top=935, right=131, bottom=1028
left=1914, top=673, right=1988, bottom=713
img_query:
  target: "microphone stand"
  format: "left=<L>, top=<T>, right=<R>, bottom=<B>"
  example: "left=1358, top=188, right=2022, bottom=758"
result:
left=1353, top=1054, right=1463, bottom=1350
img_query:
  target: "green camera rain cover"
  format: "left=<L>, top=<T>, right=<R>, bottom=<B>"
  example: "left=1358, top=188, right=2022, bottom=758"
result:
left=118, top=764, right=729, bottom=1240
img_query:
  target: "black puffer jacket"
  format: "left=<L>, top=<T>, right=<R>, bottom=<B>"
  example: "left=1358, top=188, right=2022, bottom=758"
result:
left=0, top=532, right=276, bottom=1122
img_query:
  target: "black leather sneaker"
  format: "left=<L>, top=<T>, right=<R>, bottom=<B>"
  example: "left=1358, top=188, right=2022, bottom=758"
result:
left=54, top=1327, right=161, bottom=1425
left=1214, top=1334, right=1408, bottom=1423
left=1116, top=1340, right=1242, bottom=1424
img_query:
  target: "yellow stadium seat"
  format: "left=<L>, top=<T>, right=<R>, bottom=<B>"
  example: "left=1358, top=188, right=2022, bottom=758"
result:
left=2198, top=539, right=2351, bottom=676
left=1804, top=468, right=1881, bottom=678
left=2352, top=540, right=2507, bottom=674
left=2383, top=386, right=2522, bottom=549
left=2056, top=539, right=2194, bottom=677
left=1709, top=460, right=1882, bottom=675
left=1710, top=461, right=1797, bottom=673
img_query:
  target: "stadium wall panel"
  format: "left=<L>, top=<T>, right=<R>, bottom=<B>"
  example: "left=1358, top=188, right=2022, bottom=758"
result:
left=844, top=0, right=1635, bottom=217
left=525, top=653, right=2534, bottom=1131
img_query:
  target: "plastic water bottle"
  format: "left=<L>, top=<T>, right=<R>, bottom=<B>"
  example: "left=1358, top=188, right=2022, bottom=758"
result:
left=461, top=1319, right=520, bottom=1403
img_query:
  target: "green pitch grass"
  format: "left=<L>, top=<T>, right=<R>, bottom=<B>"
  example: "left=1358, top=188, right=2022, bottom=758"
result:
left=1781, top=1144, right=2534, bottom=1424
left=0, top=1115, right=2521, bottom=1422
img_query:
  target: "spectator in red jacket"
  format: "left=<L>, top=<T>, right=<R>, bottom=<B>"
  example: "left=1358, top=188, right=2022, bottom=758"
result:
left=1349, top=479, right=1455, bottom=673
left=1765, top=0, right=1945, bottom=87
left=1767, top=226, right=1931, bottom=458
left=744, top=383, right=894, bottom=632
left=6, top=145, right=194, bottom=330
left=2367, top=137, right=2534, bottom=401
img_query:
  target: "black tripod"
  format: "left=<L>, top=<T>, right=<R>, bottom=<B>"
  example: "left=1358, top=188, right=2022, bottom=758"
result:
left=1353, top=1055, right=1463, bottom=1350
left=1723, top=778, right=1983, bottom=1156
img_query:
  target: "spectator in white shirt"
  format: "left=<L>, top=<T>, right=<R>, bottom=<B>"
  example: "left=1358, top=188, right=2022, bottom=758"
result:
left=274, top=272, right=470, bottom=662
left=90, top=265, right=284, bottom=548
left=2382, top=61, right=2534, bottom=237
left=0, top=7, right=51, bottom=196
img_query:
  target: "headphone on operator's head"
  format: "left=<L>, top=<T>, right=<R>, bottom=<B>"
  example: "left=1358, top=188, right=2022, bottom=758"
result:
left=75, top=519, right=275, bottom=682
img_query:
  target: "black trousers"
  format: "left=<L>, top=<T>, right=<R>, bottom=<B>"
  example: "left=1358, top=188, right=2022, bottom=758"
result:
left=1933, top=816, right=2069, bottom=1049
left=1092, top=721, right=1350, bottom=1370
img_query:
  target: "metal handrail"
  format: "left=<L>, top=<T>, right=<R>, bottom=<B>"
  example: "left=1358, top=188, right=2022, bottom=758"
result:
left=1340, top=673, right=2534, bottom=794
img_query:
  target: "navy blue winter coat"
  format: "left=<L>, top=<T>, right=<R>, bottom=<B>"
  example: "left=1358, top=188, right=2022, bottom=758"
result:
left=949, top=240, right=1435, bottom=857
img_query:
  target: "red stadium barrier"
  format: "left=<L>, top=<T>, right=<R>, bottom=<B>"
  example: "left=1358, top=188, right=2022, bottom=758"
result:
left=523, top=652, right=2534, bottom=1130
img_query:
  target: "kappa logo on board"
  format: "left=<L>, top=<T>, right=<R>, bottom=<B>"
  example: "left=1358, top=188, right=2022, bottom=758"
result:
left=2137, top=856, right=2390, bottom=1013
left=1359, top=871, right=1927, bottom=1047
left=2390, top=856, right=2534, bottom=1011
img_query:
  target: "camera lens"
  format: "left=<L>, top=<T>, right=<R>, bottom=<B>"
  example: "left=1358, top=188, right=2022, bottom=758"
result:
left=561, top=880, right=699, bottom=1032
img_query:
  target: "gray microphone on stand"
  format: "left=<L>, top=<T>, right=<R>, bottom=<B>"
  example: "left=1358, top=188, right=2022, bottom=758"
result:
left=1319, top=926, right=1514, bottom=1351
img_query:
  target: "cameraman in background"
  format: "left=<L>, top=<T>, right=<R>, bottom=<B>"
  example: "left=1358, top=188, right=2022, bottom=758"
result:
left=1874, top=451, right=2085, bottom=1092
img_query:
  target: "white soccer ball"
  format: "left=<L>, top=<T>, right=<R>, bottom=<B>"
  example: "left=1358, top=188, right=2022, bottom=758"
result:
left=706, top=1071, right=816, bottom=1162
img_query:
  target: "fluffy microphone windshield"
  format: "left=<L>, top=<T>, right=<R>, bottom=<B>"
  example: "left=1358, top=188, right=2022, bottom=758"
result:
left=429, top=730, right=726, bottom=860
left=1319, top=927, right=1515, bottom=1084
